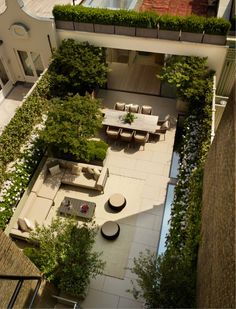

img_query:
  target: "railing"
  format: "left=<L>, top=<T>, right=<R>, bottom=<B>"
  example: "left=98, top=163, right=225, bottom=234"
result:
left=0, top=274, right=42, bottom=309
left=211, top=75, right=217, bottom=143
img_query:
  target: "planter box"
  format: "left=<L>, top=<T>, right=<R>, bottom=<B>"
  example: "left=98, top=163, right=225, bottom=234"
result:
left=202, top=34, right=226, bottom=45
left=180, top=31, right=203, bottom=43
left=74, top=22, right=94, bottom=32
left=176, top=99, right=189, bottom=113
left=158, top=29, right=180, bottom=41
left=94, top=24, right=115, bottom=34
left=55, top=20, right=74, bottom=30
left=136, top=28, right=158, bottom=38
left=115, top=26, right=136, bottom=36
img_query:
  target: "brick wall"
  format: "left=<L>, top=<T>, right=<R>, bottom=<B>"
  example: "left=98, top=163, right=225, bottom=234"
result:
left=0, top=231, right=41, bottom=308
left=196, top=85, right=235, bottom=307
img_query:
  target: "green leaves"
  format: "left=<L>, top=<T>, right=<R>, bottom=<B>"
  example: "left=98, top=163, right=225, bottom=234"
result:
left=24, top=217, right=105, bottom=299
left=48, top=39, right=108, bottom=97
left=40, top=94, right=107, bottom=161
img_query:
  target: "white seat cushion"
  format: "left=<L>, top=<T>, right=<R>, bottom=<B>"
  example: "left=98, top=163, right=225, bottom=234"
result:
left=49, top=164, right=61, bottom=176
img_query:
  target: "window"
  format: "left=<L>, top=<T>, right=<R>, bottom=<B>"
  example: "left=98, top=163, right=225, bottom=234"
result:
left=0, top=59, right=9, bottom=85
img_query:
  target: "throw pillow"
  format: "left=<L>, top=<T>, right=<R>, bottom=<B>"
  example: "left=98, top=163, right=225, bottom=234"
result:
left=93, top=168, right=101, bottom=181
left=87, top=167, right=95, bottom=175
left=71, top=165, right=82, bottom=175
left=18, top=218, right=30, bottom=232
left=49, top=164, right=61, bottom=176
left=161, top=120, right=170, bottom=130
left=24, top=218, right=34, bottom=231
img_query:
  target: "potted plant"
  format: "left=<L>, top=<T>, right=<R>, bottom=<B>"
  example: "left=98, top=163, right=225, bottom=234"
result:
left=93, top=9, right=115, bottom=34
left=203, top=17, right=231, bottom=45
left=53, top=5, right=75, bottom=30
left=114, top=10, right=137, bottom=36
left=73, top=7, right=94, bottom=32
left=122, top=112, right=137, bottom=124
left=135, top=12, right=159, bottom=38
left=180, top=15, right=204, bottom=43
left=158, top=15, right=182, bottom=40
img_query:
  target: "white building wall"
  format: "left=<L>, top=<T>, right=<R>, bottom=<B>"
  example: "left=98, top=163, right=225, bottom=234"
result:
left=217, top=0, right=233, bottom=19
left=0, top=0, right=58, bottom=83
left=57, top=30, right=228, bottom=85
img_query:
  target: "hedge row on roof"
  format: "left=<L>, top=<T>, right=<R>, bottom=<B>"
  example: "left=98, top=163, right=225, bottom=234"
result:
left=52, top=5, right=231, bottom=35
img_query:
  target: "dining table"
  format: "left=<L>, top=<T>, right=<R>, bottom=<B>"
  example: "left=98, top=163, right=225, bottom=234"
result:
left=102, top=108, right=159, bottom=133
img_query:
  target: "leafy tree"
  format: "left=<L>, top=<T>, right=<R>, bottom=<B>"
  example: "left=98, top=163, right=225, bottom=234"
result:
left=159, top=56, right=214, bottom=102
left=40, top=94, right=106, bottom=161
left=24, top=217, right=105, bottom=299
left=48, top=39, right=108, bottom=97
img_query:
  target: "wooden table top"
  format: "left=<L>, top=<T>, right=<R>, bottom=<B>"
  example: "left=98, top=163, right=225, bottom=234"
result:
left=102, top=108, right=159, bottom=133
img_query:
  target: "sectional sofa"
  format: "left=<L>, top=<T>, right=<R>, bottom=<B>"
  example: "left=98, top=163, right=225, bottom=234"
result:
left=10, top=157, right=109, bottom=240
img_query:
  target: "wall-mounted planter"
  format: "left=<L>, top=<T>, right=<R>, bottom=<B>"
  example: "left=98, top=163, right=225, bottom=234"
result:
left=55, top=20, right=74, bottom=30
left=180, top=31, right=203, bottom=43
left=202, top=34, right=226, bottom=45
left=158, top=29, right=180, bottom=41
left=176, top=99, right=189, bottom=113
left=94, top=24, right=115, bottom=34
left=115, top=26, right=136, bottom=36
left=136, top=28, right=158, bottom=38
left=74, top=22, right=94, bottom=32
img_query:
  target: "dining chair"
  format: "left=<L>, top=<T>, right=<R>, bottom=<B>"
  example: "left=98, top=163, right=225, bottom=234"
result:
left=141, top=105, right=152, bottom=115
left=128, top=104, right=140, bottom=113
left=114, top=102, right=126, bottom=111
left=155, top=120, right=170, bottom=140
left=106, top=126, right=121, bottom=144
left=157, top=114, right=170, bottom=125
left=134, top=131, right=150, bottom=150
left=120, top=129, right=134, bottom=147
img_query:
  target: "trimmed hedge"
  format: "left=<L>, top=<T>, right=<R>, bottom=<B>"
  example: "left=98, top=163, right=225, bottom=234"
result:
left=53, top=5, right=231, bottom=35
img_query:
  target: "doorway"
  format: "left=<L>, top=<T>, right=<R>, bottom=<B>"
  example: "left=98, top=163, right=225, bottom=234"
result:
left=0, top=57, right=12, bottom=102
left=16, top=50, right=44, bottom=82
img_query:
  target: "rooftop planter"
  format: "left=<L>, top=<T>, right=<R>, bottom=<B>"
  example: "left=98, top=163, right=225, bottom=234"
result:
left=52, top=5, right=231, bottom=45
left=203, top=17, right=230, bottom=45
left=180, top=15, right=204, bottom=43
left=158, top=15, right=182, bottom=40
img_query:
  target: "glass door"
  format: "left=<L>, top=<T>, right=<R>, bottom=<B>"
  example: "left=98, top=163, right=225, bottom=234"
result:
left=16, top=50, right=44, bottom=82
left=0, top=57, right=12, bottom=102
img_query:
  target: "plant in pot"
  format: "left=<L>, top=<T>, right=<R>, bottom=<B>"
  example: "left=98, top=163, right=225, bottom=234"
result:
left=180, top=15, right=204, bottom=43
left=203, top=17, right=231, bottom=45
left=158, top=15, right=182, bottom=40
left=93, top=8, right=115, bottom=34
left=135, top=11, right=159, bottom=38
left=123, top=112, right=137, bottom=124
left=53, top=5, right=75, bottom=30
left=73, top=6, right=95, bottom=32
left=114, top=10, right=137, bottom=36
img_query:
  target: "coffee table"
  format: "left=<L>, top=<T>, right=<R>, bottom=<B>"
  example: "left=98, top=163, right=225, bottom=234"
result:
left=59, top=196, right=96, bottom=220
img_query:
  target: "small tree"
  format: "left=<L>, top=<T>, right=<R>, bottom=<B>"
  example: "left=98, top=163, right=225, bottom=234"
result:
left=48, top=39, right=109, bottom=97
left=24, top=217, right=105, bottom=299
left=40, top=94, right=106, bottom=161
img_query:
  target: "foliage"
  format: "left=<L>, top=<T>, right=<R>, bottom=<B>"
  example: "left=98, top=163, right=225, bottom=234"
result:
left=87, top=140, right=109, bottom=162
left=24, top=217, right=105, bottom=299
left=53, top=5, right=231, bottom=34
left=40, top=94, right=107, bottom=162
left=159, top=56, right=214, bottom=102
left=123, top=112, right=137, bottom=124
left=48, top=39, right=108, bottom=97
left=0, top=138, right=45, bottom=229
left=129, top=56, right=213, bottom=307
left=158, top=14, right=182, bottom=31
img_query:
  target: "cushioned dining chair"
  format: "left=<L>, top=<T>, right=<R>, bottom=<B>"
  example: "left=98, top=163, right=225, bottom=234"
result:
left=114, top=102, right=126, bottom=111
left=134, top=131, right=149, bottom=150
left=106, top=126, right=121, bottom=144
left=141, top=105, right=152, bottom=115
left=157, top=114, right=170, bottom=125
left=155, top=120, right=170, bottom=140
left=120, top=129, right=134, bottom=147
left=128, top=104, right=140, bottom=113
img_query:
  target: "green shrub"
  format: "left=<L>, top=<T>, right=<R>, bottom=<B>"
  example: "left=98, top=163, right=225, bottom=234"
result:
left=52, top=5, right=231, bottom=35
left=204, top=17, right=231, bottom=35
left=87, top=140, right=108, bottom=162
left=181, top=15, right=205, bottom=33
left=159, top=14, right=183, bottom=31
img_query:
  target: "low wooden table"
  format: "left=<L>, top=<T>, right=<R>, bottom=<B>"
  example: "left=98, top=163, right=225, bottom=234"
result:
left=59, top=197, right=96, bottom=220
